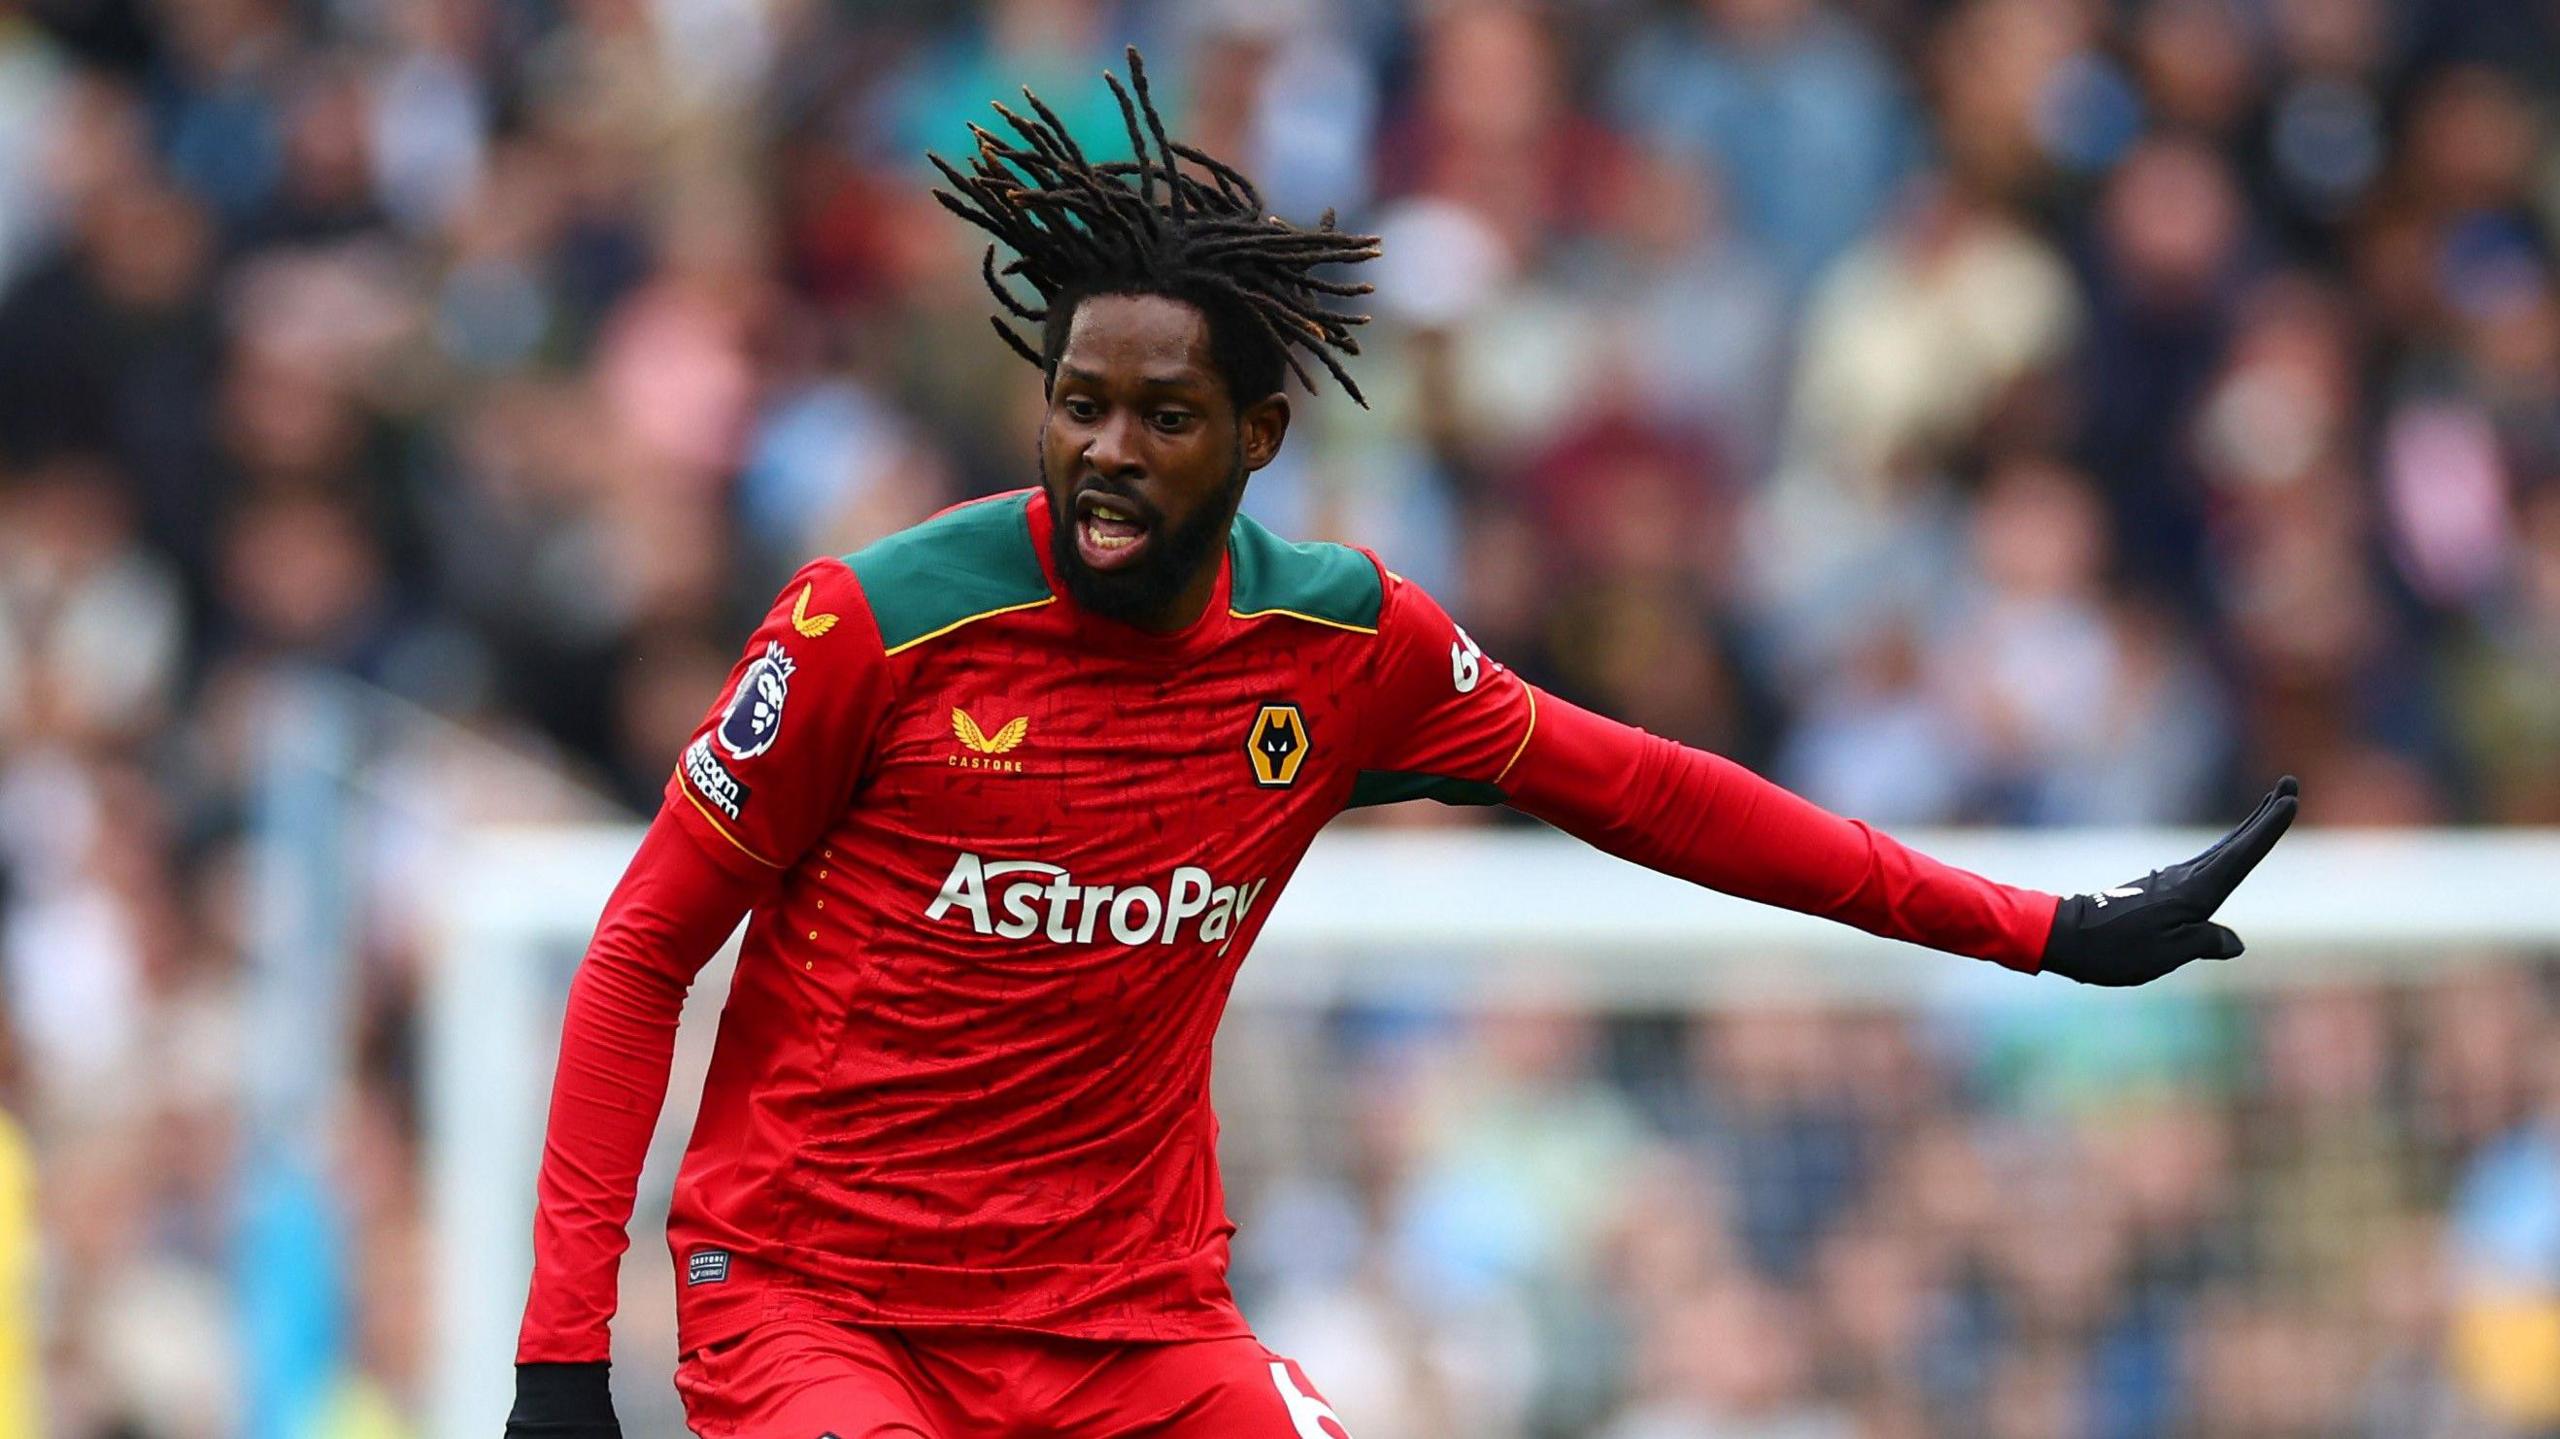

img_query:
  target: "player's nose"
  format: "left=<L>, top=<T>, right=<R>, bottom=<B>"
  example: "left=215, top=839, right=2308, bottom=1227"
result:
left=1081, top=411, right=1145, bottom=478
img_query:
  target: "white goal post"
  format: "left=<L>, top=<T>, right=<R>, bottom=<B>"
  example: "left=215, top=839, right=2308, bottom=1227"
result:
left=424, top=826, right=2560, bottom=1439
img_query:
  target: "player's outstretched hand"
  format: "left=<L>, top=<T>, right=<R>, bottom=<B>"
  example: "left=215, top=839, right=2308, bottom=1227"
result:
left=506, top=1362, right=621, bottom=1439
left=2040, top=776, right=2300, bottom=987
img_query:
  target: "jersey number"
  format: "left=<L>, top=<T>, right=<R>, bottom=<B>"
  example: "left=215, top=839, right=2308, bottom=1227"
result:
left=1450, top=625, right=1484, bottom=694
left=1268, top=1362, right=1351, bottom=1438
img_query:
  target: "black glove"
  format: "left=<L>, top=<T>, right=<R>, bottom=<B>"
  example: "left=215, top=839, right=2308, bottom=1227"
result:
left=2040, top=776, right=2299, bottom=986
left=507, top=1362, right=621, bottom=1439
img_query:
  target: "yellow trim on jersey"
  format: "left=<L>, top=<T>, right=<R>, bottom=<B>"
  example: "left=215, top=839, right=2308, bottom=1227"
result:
left=1492, top=684, right=1540, bottom=787
left=1226, top=606, right=1380, bottom=635
left=881, top=596, right=1057, bottom=657
left=677, top=779, right=784, bottom=869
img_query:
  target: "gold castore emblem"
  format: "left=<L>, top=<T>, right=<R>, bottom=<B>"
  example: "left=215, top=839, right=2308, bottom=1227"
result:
left=790, top=584, right=839, bottom=638
left=951, top=707, right=1029, bottom=772
left=1246, top=704, right=1310, bottom=788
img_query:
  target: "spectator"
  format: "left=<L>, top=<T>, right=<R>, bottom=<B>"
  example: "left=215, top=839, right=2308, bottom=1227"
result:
left=1613, top=0, right=1914, bottom=289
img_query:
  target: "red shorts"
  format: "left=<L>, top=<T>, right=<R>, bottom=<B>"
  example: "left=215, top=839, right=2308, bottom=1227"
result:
left=674, top=1317, right=1350, bottom=1439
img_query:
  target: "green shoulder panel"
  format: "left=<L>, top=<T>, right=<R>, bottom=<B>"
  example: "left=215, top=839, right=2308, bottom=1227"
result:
left=844, top=491, right=1055, bottom=655
left=1226, top=513, right=1384, bottom=633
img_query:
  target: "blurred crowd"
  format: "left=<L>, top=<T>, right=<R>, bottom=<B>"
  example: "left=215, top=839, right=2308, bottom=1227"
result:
left=2, top=0, right=2559, bottom=1434
left=1220, top=961, right=2560, bottom=1439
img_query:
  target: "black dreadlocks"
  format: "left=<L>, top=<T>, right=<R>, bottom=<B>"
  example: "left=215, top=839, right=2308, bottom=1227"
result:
left=928, top=46, right=1382, bottom=407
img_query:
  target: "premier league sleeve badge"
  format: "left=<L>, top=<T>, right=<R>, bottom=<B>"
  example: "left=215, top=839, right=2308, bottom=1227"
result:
left=718, top=641, right=797, bottom=760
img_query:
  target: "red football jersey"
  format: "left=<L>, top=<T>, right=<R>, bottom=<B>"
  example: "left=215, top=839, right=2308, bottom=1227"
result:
left=655, top=489, right=1535, bottom=1349
left=517, top=487, right=2058, bottom=1365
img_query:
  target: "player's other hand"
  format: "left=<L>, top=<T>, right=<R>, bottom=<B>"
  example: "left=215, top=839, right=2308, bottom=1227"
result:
left=506, top=1361, right=621, bottom=1438
left=2040, top=776, right=2300, bottom=987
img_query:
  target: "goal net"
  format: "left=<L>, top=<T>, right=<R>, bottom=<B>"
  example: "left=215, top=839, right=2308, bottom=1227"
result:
left=428, top=825, right=2560, bottom=1439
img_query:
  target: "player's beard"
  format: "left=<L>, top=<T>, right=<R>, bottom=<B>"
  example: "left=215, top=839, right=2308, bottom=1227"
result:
left=1048, top=445, right=1248, bottom=629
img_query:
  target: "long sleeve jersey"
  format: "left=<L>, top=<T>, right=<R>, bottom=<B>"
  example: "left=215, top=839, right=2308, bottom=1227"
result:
left=516, top=488, right=2057, bottom=1362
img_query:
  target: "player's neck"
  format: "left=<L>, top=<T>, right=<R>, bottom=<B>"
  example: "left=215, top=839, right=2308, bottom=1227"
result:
left=1119, top=545, right=1224, bottom=634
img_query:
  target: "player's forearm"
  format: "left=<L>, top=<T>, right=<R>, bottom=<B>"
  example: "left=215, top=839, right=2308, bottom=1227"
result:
left=517, top=804, right=764, bottom=1363
left=1503, top=690, right=2057, bottom=970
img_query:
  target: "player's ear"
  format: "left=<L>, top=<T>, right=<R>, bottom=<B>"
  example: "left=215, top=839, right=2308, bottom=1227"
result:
left=1239, top=392, right=1289, bottom=473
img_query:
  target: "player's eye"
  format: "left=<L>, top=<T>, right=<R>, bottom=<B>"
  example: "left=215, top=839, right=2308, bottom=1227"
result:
left=1149, top=410, right=1192, bottom=433
left=1061, top=396, right=1100, bottom=421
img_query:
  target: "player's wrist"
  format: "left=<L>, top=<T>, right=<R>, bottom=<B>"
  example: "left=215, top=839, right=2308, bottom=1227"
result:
left=2039, top=892, right=2102, bottom=981
left=507, top=1361, right=620, bottom=1438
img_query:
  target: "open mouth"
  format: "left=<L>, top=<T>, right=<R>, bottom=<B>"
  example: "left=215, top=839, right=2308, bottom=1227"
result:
left=1073, top=489, right=1154, bottom=573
